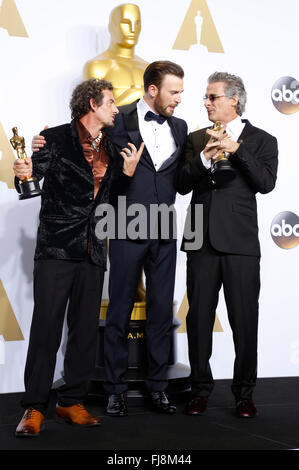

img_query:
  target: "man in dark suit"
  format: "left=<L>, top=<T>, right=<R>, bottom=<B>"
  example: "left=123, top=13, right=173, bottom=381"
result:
left=13, top=78, right=143, bottom=437
left=103, top=61, right=188, bottom=416
left=174, top=72, right=278, bottom=418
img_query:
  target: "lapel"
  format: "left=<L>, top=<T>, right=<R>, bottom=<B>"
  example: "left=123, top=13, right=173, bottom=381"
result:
left=202, top=127, right=211, bottom=148
left=156, top=116, right=184, bottom=171
left=167, top=116, right=183, bottom=149
left=194, top=126, right=211, bottom=151
left=123, top=105, right=143, bottom=147
left=69, top=119, right=93, bottom=173
left=122, top=101, right=154, bottom=168
left=238, top=119, right=255, bottom=141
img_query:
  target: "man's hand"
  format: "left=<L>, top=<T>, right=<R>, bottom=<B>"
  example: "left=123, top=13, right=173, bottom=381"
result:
left=217, top=138, right=240, bottom=155
left=204, top=126, right=239, bottom=161
left=121, top=142, right=145, bottom=177
left=31, top=125, right=48, bottom=152
left=13, top=158, right=32, bottom=179
left=203, top=126, right=228, bottom=161
left=202, top=137, right=223, bottom=161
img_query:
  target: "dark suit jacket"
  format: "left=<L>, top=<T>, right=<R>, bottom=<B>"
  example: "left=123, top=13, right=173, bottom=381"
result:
left=174, top=120, right=278, bottom=256
left=106, top=100, right=188, bottom=240
left=15, top=120, right=122, bottom=268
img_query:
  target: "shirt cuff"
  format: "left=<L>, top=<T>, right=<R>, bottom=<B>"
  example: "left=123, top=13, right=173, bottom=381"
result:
left=200, top=151, right=211, bottom=169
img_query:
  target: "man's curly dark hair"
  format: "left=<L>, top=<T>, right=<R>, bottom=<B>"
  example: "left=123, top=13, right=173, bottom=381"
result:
left=70, top=78, right=114, bottom=120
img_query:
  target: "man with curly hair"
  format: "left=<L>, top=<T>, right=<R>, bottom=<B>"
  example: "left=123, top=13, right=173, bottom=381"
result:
left=31, top=61, right=188, bottom=417
left=13, top=79, right=144, bottom=437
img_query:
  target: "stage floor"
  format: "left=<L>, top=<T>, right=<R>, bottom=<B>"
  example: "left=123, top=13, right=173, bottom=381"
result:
left=1, top=377, right=299, bottom=456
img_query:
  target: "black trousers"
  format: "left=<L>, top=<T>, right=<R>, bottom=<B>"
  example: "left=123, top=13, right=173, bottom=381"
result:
left=186, top=238, right=260, bottom=401
left=21, top=259, right=104, bottom=412
left=104, top=239, right=177, bottom=394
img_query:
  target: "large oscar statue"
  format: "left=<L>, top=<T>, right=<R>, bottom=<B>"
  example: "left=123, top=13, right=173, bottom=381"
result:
left=84, top=5, right=190, bottom=401
left=83, top=3, right=148, bottom=106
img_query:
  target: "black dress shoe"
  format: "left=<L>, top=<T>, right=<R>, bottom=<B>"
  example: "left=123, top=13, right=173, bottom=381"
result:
left=185, top=396, right=208, bottom=415
left=236, top=399, right=257, bottom=418
left=150, top=392, right=176, bottom=414
left=106, top=393, right=128, bottom=417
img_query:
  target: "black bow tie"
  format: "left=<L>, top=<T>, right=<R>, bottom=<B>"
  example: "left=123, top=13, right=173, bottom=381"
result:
left=144, top=111, right=167, bottom=125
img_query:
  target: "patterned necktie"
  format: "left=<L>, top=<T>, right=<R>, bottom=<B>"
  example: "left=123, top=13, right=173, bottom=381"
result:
left=144, top=110, right=167, bottom=125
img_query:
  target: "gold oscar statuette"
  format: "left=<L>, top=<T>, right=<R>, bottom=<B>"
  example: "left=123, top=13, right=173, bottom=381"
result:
left=10, top=127, right=41, bottom=200
left=210, top=121, right=235, bottom=184
left=83, top=3, right=148, bottom=106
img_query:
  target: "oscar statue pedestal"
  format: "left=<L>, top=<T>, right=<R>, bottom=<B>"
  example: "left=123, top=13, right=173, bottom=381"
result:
left=89, top=299, right=191, bottom=403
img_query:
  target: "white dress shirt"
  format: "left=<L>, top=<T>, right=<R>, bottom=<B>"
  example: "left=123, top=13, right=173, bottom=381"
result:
left=201, top=116, right=245, bottom=168
left=137, top=98, right=177, bottom=171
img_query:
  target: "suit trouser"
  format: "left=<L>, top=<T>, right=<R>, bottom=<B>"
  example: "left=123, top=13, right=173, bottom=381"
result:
left=186, top=238, right=260, bottom=401
left=104, top=238, right=177, bottom=394
left=21, top=258, right=104, bottom=412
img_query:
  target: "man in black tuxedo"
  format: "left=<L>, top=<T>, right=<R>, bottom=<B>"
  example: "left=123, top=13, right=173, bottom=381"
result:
left=103, top=61, right=187, bottom=416
left=174, top=72, right=278, bottom=418
left=13, top=79, right=143, bottom=437
left=31, top=62, right=188, bottom=416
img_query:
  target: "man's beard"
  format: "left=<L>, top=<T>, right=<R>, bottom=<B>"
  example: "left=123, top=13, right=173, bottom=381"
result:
left=104, top=121, right=115, bottom=128
left=154, top=96, right=175, bottom=117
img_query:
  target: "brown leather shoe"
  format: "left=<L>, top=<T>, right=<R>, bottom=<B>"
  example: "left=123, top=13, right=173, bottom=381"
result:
left=56, top=403, right=101, bottom=426
left=236, top=399, right=257, bottom=418
left=15, top=408, right=45, bottom=437
left=185, top=396, right=208, bottom=415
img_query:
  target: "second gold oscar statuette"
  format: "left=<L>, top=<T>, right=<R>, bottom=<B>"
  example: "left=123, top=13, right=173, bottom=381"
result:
left=10, top=127, right=41, bottom=200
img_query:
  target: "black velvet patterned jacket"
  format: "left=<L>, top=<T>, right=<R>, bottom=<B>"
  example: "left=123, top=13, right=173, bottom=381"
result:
left=15, top=120, right=125, bottom=269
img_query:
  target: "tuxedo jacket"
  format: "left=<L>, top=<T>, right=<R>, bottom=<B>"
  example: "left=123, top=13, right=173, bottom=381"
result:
left=106, top=100, right=188, bottom=240
left=174, top=120, right=278, bottom=256
left=15, top=120, right=122, bottom=268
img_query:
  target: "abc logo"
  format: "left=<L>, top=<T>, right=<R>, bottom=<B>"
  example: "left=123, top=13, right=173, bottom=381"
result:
left=271, top=211, right=299, bottom=249
left=271, top=76, right=299, bottom=114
